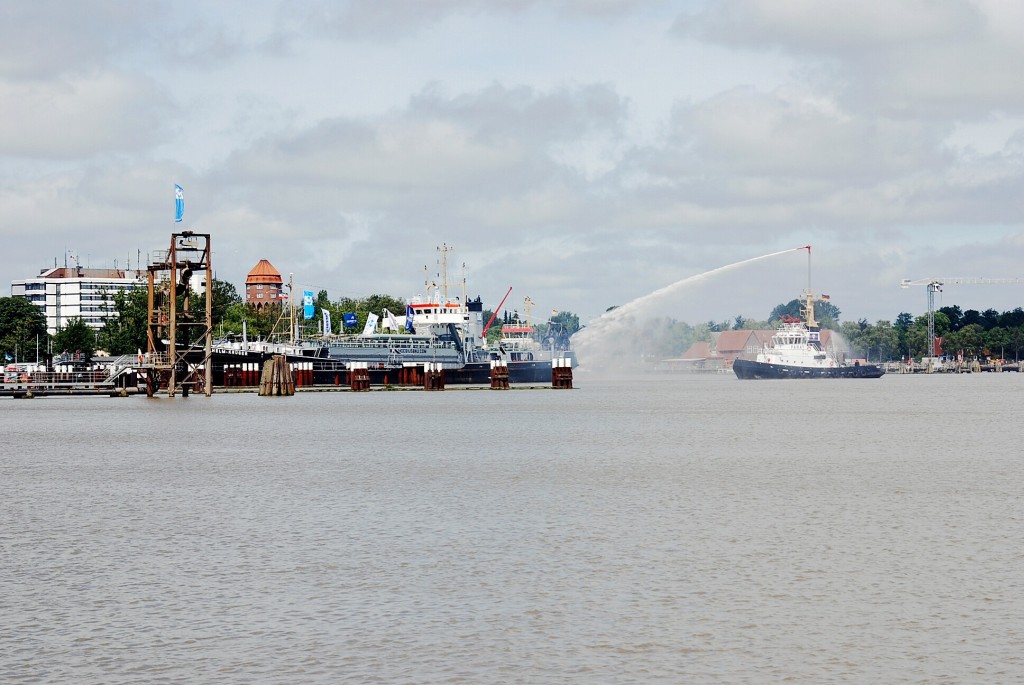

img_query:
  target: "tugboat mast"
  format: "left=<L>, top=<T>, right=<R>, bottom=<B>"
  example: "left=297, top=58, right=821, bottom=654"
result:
left=801, top=245, right=818, bottom=330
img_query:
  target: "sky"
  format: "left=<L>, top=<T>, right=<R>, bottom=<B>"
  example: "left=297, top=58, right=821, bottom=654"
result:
left=2, top=0, right=1024, bottom=331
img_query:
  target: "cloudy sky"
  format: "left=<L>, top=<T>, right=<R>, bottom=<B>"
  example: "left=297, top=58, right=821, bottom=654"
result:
left=2, top=0, right=1023, bottom=329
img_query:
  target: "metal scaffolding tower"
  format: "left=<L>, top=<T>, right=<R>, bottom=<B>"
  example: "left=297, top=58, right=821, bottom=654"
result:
left=146, top=231, right=213, bottom=397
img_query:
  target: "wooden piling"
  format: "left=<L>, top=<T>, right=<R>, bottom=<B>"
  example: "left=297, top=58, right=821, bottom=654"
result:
left=259, top=355, right=295, bottom=396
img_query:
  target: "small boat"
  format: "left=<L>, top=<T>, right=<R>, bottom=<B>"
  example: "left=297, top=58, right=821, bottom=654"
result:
left=733, top=254, right=884, bottom=379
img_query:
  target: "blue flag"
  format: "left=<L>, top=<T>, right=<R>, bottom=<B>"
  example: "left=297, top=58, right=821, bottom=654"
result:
left=343, top=312, right=358, bottom=328
left=174, top=184, right=184, bottom=223
left=405, top=305, right=415, bottom=332
left=303, top=290, right=314, bottom=320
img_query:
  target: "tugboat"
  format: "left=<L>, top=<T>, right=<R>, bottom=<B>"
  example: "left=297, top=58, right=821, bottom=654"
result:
left=733, top=256, right=884, bottom=379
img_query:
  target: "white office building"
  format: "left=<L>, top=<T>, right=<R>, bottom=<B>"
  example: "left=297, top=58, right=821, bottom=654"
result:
left=11, top=266, right=146, bottom=335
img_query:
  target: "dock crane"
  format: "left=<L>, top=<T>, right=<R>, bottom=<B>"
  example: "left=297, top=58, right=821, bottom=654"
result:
left=899, top=277, right=1024, bottom=358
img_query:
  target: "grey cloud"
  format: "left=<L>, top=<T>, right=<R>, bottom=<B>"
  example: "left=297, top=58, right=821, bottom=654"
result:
left=0, top=71, right=176, bottom=159
left=0, top=1, right=153, bottom=79
left=295, top=0, right=665, bottom=40
left=0, top=1, right=250, bottom=81
left=673, top=0, right=1024, bottom=117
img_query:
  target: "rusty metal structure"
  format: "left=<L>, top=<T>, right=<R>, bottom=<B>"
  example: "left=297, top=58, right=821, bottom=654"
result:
left=145, top=231, right=213, bottom=397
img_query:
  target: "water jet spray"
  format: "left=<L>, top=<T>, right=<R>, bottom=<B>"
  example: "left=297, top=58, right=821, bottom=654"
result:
left=573, top=246, right=810, bottom=372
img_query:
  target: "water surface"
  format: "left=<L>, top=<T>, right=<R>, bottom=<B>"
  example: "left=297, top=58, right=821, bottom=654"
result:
left=2, top=374, right=1021, bottom=683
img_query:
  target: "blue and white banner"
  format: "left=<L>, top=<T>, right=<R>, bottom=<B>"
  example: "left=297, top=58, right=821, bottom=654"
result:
left=362, top=312, right=379, bottom=336
left=322, top=309, right=332, bottom=335
left=303, top=290, right=314, bottom=320
left=405, top=305, right=415, bottom=332
left=174, top=184, right=184, bottom=223
left=343, top=312, right=358, bottom=328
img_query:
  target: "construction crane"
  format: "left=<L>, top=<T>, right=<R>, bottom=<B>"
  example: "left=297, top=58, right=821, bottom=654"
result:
left=899, top=277, right=1024, bottom=358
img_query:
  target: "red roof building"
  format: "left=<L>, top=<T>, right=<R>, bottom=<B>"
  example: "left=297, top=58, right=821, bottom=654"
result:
left=245, top=259, right=284, bottom=309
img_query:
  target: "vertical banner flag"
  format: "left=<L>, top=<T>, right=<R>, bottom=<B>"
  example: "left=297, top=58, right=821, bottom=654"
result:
left=362, top=312, right=379, bottom=336
left=385, top=308, right=402, bottom=332
left=405, top=305, right=414, bottom=332
left=322, top=309, right=332, bottom=335
left=343, top=312, right=358, bottom=328
left=174, top=184, right=184, bottom=223
left=303, top=291, right=314, bottom=320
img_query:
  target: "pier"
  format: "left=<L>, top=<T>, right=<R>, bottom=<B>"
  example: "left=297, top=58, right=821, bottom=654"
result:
left=1, top=355, right=574, bottom=398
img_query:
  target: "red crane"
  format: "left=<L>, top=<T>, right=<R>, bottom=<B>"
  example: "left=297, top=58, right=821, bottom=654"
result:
left=482, top=286, right=513, bottom=336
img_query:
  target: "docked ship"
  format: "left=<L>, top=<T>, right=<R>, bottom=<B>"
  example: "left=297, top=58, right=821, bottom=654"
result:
left=290, top=248, right=576, bottom=384
left=733, top=287, right=884, bottom=380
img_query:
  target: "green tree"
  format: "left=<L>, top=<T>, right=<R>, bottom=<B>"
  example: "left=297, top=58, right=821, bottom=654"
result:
left=549, top=311, right=580, bottom=335
left=1009, top=326, right=1024, bottom=361
left=52, top=318, right=97, bottom=361
left=98, top=287, right=149, bottom=355
left=894, top=312, right=914, bottom=358
left=815, top=300, right=841, bottom=328
left=770, top=298, right=838, bottom=327
left=906, top=311, right=951, bottom=358
left=945, top=323, right=984, bottom=359
left=984, top=326, right=1011, bottom=360
left=0, top=296, right=48, bottom=362
left=194, top=279, right=242, bottom=328
left=938, top=305, right=963, bottom=331
left=998, top=308, right=1024, bottom=329
left=855, top=320, right=901, bottom=362
left=770, top=300, right=801, bottom=322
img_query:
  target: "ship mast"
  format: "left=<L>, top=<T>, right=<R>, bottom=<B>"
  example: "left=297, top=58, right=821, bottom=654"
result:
left=437, top=243, right=452, bottom=302
left=461, top=261, right=467, bottom=306
left=801, top=245, right=817, bottom=330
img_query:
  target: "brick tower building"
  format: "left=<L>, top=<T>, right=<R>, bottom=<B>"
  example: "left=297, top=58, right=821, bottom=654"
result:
left=245, top=259, right=285, bottom=308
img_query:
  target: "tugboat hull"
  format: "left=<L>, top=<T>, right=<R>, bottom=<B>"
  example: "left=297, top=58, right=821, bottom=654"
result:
left=733, top=358, right=884, bottom=379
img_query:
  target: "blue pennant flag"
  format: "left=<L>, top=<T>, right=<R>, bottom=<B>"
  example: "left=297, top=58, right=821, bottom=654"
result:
left=405, top=305, right=415, bottom=332
left=343, top=312, right=358, bottom=328
left=174, top=184, right=184, bottom=223
left=303, top=290, right=314, bottom=320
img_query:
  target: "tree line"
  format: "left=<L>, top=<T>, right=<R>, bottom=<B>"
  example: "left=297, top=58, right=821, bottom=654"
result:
left=633, top=299, right=1024, bottom=363
left=8, top=282, right=1019, bottom=364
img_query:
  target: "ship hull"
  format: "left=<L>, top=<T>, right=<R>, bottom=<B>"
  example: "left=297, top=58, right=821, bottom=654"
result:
left=733, top=358, right=884, bottom=379
left=184, top=347, right=564, bottom=387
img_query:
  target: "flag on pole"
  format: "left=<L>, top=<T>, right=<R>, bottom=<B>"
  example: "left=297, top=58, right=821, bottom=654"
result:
left=384, top=308, right=402, bottom=332
left=322, top=309, right=332, bottom=335
left=343, top=312, right=358, bottom=328
left=362, top=312, right=379, bottom=336
left=174, top=184, right=184, bottom=223
left=405, top=305, right=414, bottom=332
left=303, top=291, right=314, bottom=320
